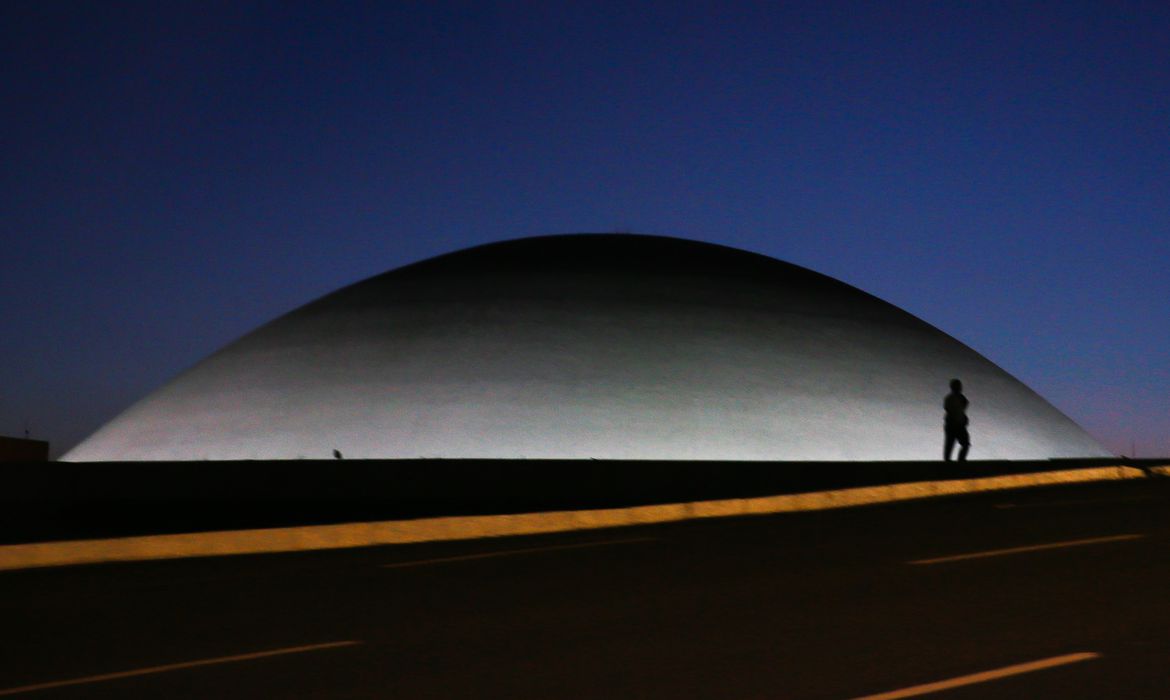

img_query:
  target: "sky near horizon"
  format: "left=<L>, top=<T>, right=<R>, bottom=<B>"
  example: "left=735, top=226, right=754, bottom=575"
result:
left=3, top=1, right=1168, bottom=458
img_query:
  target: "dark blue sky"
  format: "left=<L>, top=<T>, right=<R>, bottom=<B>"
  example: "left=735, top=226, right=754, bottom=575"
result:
left=3, top=1, right=1168, bottom=458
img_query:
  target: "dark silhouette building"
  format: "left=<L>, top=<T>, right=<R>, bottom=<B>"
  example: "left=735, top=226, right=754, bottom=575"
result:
left=0, top=436, right=49, bottom=462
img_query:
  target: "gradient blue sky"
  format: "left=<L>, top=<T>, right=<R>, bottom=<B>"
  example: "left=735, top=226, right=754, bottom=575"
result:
left=3, top=1, right=1167, bottom=458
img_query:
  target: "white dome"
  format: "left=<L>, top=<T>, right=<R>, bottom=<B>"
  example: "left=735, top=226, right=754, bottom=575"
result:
left=64, top=234, right=1110, bottom=461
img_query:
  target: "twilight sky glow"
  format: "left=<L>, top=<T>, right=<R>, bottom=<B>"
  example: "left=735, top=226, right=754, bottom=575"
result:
left=3, top=1, right=1168, bottom=459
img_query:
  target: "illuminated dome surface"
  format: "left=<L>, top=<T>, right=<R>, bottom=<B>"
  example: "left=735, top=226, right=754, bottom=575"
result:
left=64, top=234, right=1109, bottom=461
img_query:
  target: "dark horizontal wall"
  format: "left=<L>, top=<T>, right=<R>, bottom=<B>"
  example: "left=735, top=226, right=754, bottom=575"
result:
left=4, top=457, right=1158, bottom=546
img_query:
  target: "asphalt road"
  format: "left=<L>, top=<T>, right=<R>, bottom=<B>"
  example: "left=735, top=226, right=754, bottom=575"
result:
left=3, top=478, right=1170, bottom=698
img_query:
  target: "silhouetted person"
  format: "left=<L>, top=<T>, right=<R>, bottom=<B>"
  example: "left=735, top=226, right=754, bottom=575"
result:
left=944, top=379, right=970, bottom=461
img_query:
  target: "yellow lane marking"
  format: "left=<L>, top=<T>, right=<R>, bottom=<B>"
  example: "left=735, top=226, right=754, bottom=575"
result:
left=909, top=534, right=1145, bottom=565
left=0, top=641, right=361, bottom=697
left=381, top=537, right=656, bottom=568
left=851, top=652, right=1100, bottom=699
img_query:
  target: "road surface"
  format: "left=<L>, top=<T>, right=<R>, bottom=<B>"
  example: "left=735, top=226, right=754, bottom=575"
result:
left=2, top=478, right=1169, bottom=698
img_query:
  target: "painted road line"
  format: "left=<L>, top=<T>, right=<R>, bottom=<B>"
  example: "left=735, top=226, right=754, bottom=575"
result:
left=851, top=652, right=1100, bottom=699
left=0, top=641, right=361, bottom=697
left=381, top=536, right=656, bottom=568
left=909, top=534, right=1145, bottom=565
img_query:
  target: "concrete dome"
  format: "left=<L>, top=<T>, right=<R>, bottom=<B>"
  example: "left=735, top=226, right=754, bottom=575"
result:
left=64, top=234, right=1109, bottom=461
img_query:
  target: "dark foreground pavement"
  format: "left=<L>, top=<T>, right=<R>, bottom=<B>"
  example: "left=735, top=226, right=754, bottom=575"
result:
left=3, top=477, right=1170, bottom=698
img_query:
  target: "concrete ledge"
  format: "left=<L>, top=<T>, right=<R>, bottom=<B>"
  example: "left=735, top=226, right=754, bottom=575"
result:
left=2, top=464, right=1159, bottom=571
left=6, top=456, right=1155, bottom=544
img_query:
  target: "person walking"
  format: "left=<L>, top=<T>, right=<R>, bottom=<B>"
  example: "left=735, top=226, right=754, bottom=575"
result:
left=944, top=379, right=970, bottom=461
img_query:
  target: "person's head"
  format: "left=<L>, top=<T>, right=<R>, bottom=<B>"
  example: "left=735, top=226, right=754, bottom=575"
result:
left=950, top=379, right=963, bottom=393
